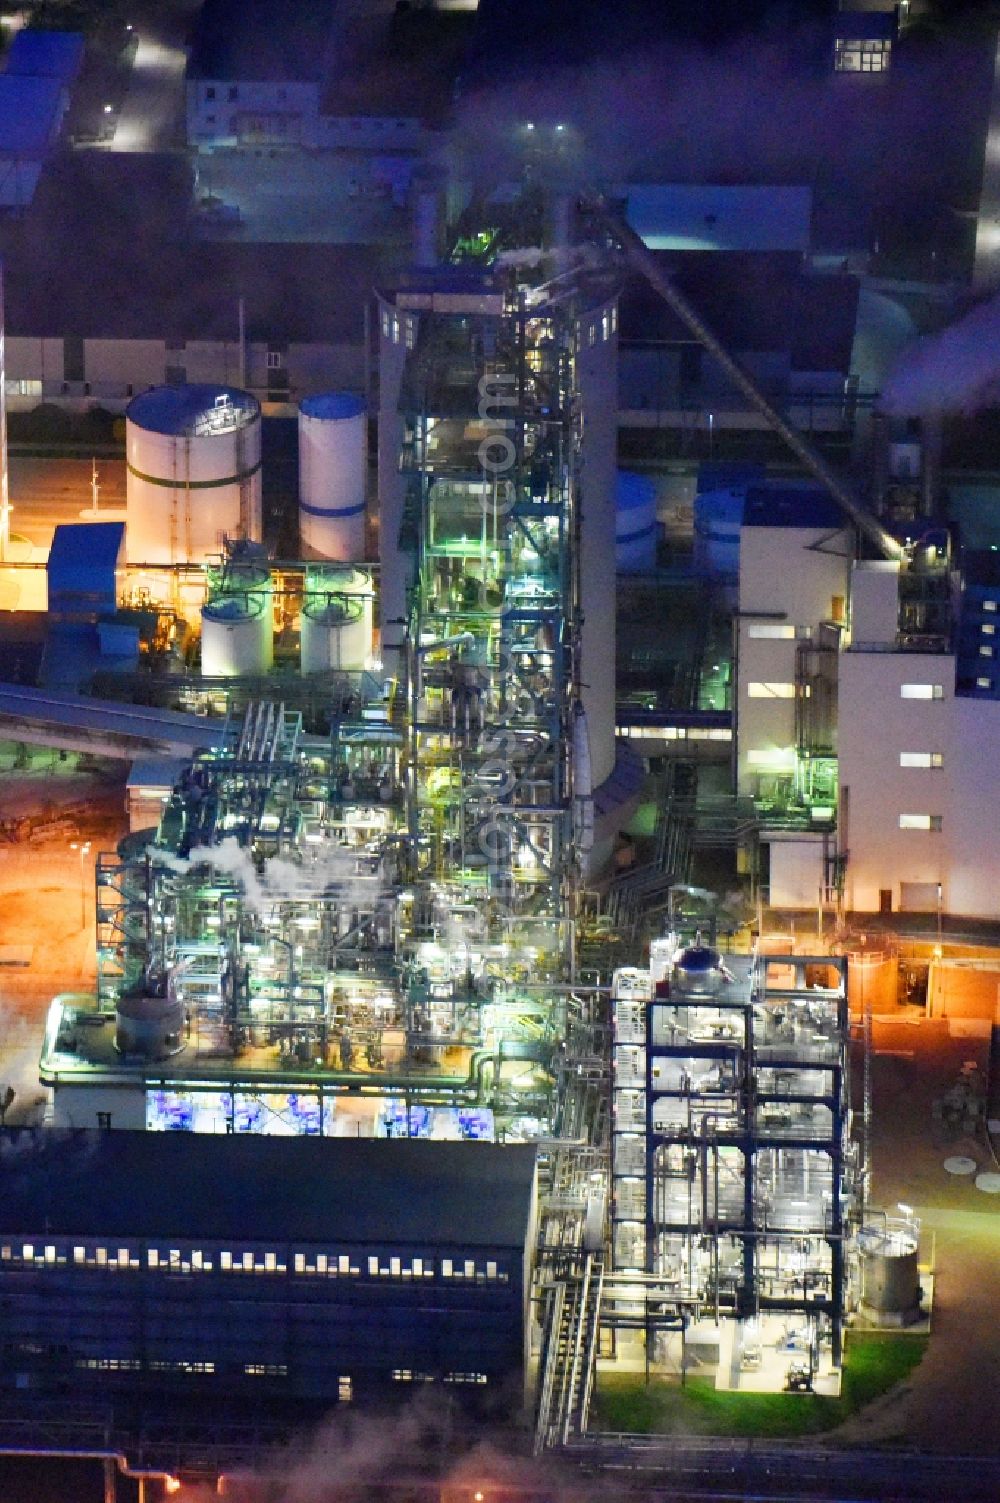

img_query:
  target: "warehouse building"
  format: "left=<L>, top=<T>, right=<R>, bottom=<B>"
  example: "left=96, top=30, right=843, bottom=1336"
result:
left=0, top=1130, right=538, bottom=1406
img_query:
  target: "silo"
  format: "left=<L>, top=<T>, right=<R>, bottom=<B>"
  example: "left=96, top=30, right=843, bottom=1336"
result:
left=201, top=560, right=273, bottom=678
left=616, top=471, right=658, bottom=573
left=298, top=393, right=367, bottom=561
left=301, top=566, right=372, bottom=674
left=125, top=385, right=262, bottom=565
left=859, top=1222, right=921, bottom=1319
left=116, top=984, right=185, bottom=1061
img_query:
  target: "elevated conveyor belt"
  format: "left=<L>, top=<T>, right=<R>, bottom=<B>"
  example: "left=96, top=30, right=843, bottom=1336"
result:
left=0, top=684, right=223, bottom=760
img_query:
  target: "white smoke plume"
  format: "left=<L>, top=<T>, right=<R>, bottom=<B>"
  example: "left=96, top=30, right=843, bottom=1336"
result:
left=0, top=1002, right=48, bottom=1122
left=880, top=290, right=1000, bottom=417
left=152, top=836, right=380, bottom=918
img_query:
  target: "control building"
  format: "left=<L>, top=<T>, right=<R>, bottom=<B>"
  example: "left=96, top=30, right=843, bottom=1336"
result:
left=0, top=1130, right=537, bottom=1404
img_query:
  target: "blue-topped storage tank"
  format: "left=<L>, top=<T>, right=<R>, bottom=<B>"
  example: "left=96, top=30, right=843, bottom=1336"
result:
left=616, top=470, right=658, bottom=572
left=299, top=392, right=367, bottom=562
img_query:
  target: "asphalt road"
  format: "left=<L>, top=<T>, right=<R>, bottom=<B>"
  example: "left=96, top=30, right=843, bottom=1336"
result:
left=8, top=456, right=127, bottom=551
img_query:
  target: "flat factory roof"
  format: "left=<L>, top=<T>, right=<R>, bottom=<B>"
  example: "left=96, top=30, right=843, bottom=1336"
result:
left=5, top=28, right=84, bottom=83
left=0, top=1130, right=537, bottom=1248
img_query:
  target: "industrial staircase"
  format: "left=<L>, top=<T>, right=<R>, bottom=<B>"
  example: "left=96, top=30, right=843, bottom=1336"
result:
left=604, top=760, right=696, bottom=946
left=533, top=1250, right=605, bottom=1454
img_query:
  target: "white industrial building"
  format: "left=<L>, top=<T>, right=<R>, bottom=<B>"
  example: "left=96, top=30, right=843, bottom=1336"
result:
left=736, top=490, right=850, bottom=799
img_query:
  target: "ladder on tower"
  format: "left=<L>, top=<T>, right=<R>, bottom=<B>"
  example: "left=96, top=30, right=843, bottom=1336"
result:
left=533, top=1249, right=605, bottom=1454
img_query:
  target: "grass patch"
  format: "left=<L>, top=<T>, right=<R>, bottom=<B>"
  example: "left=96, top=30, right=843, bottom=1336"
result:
left=592, top=1333, right=929, bottom=1438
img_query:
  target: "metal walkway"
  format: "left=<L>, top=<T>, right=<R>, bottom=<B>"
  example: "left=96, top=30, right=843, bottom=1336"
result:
left=0, top=684, right=223, bottom=760
left=533, top=1250, right=605, bottom=1454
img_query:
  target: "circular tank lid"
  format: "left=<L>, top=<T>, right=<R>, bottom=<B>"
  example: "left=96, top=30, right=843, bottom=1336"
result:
left=304, top=596, right=361, bottom=623
left=300, top=392, right=366, bottom=421
left=117, top=990, right=181, bottom=1022
left=943, top=1154, right=978, bottom=1175
left=975, top=1172, right=1000, bottom=1194
left=204, top=594, right=263, bottom=621
left=676, top=945, right=721, bottom=973
left=127, top=384, right=259, bottom=437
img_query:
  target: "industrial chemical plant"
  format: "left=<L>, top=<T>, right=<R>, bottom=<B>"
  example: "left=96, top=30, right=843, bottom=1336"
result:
left=0, top=174, right=951, bottom=1480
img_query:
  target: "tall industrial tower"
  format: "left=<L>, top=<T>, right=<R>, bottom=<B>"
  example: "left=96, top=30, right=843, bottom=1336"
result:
left=376, top=256, right=621, bottom=929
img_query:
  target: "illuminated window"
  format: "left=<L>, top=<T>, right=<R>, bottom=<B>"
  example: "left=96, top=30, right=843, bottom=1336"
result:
left=978, top=676, right=992, bottom=688
left=442, top=1258, right=453, bottom=1277
left=900, top=684, right=943, bottom=699
left=390, top=1257, right=401, bottom=1276
left=746, top=750, right=795, bottom=768
left=985, top=600, right=998, bottom=613
left=75, top=1247, right=86, bottom=1265
left=242, top=1252, right=253, bottom=1272
left=486, top=1260, right=498, bottom=1279
left=413, top=1257, right=423, bottom=1276
left=264, top=1252, right=277, bottom=1272
left=338, top=1375, right=353, bottom=1402
left=588, top=322, right=596, bottom=347
left=611, top=305, right=618, bottom=333
left=381, top=310, right=390, bottom=338
left=746, top=623, right=796, bottom=639
left=368, top=1255, right=379, bottom=1275
left=983, top=624, right=996, bottom=636
left=317, top=1254, right=328, bottom=1273
left=464, top=1259, right=475, bottom=1278
left=338, top=1255, right=350, bottom=1274
left=294, top=1253, right=305, bottom=1274
left=221, top=1252, right=232, bottom=1271
left=899, top=814, right=942, bottom=831
left=899, top=753, right=943, bottom=768
left=747, top=682, right=796, bottom=698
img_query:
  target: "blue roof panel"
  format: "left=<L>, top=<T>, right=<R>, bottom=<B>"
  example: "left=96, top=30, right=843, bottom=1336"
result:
left=0, top=73, right=63, bottom=151
left=47, top=521, right=124, bottom=574
left=6, top=29, right=84, bottom=82
left=742, top=487, right=846, bottom=530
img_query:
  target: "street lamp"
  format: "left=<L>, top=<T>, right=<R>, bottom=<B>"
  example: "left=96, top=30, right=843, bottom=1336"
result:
left=70, top=840, right=91, bottom=930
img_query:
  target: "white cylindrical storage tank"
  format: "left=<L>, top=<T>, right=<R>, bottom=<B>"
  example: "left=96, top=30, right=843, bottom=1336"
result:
left=202, top=587, right=273, bottom=678
left=616, top=471, right=658, bottom=573
left=301, top=566, right=372, bottom=673
left=298, top=393, right=367, bottom=561
left=125, top=384, right=262, bottom=565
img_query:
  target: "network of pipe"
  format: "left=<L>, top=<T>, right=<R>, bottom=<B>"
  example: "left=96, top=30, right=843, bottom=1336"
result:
left=94, top=273, right=611, bottom=1146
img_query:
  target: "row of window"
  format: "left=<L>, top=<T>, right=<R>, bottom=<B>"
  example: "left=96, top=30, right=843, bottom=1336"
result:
left=747, top=682, right=947, bottom=700
left=899, top=814, right=942, bottom=831
left=586, top=308, right=617, bottom=346
left=1, top=1245, right=506, bottom=1282
left=381, top=308, right=417, bottom=348
left=621, top=726, right=731, bottom=742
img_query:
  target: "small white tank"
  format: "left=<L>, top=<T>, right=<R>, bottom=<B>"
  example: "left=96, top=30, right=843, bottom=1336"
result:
left=202, top=571, right=273, bottom=678
left=616, top=471, right=658, bottom=573
left=301, top=566, right=372, bottom=673
left=298, top=393, right=367, bottom=561
left=125, top=384, right=262, bottom=565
